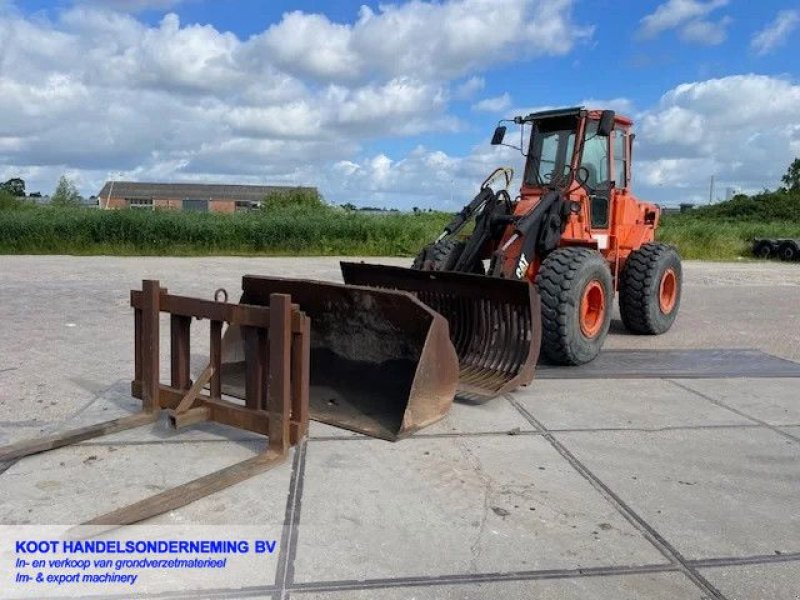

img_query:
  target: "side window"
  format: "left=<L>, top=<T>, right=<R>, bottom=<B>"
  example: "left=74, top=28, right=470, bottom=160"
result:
left=614, top=130, right=627, bottom=188
left=581, top=123, right=609, bottom=189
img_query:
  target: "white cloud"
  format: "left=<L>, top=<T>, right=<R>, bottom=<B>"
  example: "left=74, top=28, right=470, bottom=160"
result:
left=751, top=10, right=799, bottom=56
left=330, top=76, right=800, bottom=207
left=635, top=75, right=800, bottom=202
left=454, top=76, right=485, bottom=100
left=3, top=3, right=797, bottom=210
left=256, top=11, right=362, bottom=81
left=256, top=0, right=592, bottom=83
left=0, top=1, right=589, bottom=202
left=472, top=93, right=512, bottom=113
left=319, top=144, right=522, bottom=209
left=679, top=16, right=731, bottom=45
left=638, top=0, right=729, bottom=44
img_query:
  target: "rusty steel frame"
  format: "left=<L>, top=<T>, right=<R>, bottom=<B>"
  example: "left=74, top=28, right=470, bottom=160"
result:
left=0, top=279, right=310, bottom=526
left=220, top=275, right=460, bottom=441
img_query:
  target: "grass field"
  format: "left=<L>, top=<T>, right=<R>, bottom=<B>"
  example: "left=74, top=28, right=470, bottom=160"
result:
left=1, top=201, right=798, bottom=260
left=0, top=204, right=450, bottom=256
left=657, top=216, right=800, bottom=260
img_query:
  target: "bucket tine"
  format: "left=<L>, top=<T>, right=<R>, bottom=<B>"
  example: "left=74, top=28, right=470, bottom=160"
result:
left=219, top=276, right=458, bottom=441
left=340, top=262, right=541, bottom=401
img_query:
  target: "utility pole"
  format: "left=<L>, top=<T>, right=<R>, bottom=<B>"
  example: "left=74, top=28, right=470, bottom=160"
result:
left=708, top=175, right=715, bottom=205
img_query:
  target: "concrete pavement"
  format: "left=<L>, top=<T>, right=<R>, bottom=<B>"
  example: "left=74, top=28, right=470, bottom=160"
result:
left=0, top=256, right=798, bottom=599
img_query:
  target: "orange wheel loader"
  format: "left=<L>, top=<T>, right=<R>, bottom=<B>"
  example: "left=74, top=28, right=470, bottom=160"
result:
left=351, top=106, right=682, bottom=366
left=222, top=107, right=682, bottom=438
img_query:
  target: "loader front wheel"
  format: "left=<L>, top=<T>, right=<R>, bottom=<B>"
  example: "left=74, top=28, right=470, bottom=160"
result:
left=536, top=247, right=613, bottom=366
left=619, top=243, right=682, bottom=335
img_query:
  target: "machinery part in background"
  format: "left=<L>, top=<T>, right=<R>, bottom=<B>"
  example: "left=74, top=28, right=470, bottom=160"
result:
left=751, top=238, right=800, bottom=261
left=778, top=239, right=800, bottom=262
left=619, top=243, right=683, bottom=335
left=220, top=276, right=458, bottom=441
left=341, top=262, right=541, bottom=401
left=752, top=239, right=777, bottom=259
left=535, top=247, right=613, bottom=366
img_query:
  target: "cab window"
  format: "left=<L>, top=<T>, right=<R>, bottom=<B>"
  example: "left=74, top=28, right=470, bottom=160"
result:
left=580, top=122, right=609, bottom=189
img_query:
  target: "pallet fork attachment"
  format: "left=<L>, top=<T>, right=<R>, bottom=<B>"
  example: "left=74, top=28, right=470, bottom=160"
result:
left=0, top=279, right=311, bottom=527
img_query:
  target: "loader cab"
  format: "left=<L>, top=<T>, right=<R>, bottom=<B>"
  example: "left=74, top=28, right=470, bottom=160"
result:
left=511, top=108, right=630, bottom=233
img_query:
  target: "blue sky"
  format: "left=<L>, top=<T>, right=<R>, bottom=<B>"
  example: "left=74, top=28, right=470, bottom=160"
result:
left=2, top=0, right=799, bottom=208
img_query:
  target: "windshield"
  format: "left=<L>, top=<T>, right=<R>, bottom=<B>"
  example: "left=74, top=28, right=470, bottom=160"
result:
left=524, top=117, right=577, bottom=187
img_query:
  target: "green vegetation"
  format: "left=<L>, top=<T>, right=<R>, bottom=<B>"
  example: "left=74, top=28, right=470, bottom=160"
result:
left=656, top=165, right=800, bottom=259
left=260, top=188, right=326, bottom=212
left=1, top=164, right=799, bottom=260
left=0, top=189, right=30, bottom=211
left=0, top=202, right=449, bottom=256
left=658, top=216, right=800, bottom=260
left=50, top=175, right=83, bottom=207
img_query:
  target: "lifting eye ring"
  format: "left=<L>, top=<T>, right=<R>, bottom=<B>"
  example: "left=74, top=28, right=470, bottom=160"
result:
left=214, top=288, right=228, bottom=303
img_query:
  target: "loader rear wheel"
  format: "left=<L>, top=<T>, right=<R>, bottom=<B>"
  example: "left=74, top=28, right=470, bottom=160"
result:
left=619, top=243, right=682, bottom=335
left=536, top=247, right=613, bottom=366
left=411, top=239, right=485, bottom=273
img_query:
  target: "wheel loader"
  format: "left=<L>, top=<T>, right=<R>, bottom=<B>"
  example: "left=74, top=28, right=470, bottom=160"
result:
left=221, top=106, right=682, bottom=438
left=401, top=106, right=683, bottom=365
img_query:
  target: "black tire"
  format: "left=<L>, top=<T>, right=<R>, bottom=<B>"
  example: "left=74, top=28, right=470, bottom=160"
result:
left=412, top=239, right=485, bottom=273
left=619, top=243, right=682, bottom=335
left=535, top=247, right=613, bottom=366
left=777, top=241, right=799, bottom=262
left=752, top=240, right=773, bottom=259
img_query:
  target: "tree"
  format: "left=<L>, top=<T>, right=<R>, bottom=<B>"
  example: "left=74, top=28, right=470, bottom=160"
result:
left=51, top=176, right=82, bottom=207
left=781, top=158, right=800, bottom=192
left=2, top=178, right=25, bottom=197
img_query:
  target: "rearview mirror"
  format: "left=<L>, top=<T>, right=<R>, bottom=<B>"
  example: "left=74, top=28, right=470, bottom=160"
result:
left=597, top=110, right=615, bottom=137
left=491, top=126, right=507, bottom=145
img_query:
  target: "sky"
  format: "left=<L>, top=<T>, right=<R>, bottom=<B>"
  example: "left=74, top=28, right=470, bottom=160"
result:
left=1, top=0, right=799, bottom=209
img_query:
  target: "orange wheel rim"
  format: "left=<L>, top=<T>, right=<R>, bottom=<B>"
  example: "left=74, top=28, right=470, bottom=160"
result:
left=659, top=268, right=677, bottom=314
left=580, top=280, right=605, bottom=338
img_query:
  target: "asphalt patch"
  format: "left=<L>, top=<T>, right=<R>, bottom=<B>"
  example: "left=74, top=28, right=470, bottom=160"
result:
left=537, top=349, right=800, bottom=379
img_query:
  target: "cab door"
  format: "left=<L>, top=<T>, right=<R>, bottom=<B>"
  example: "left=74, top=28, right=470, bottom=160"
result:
left=580, top=122, right=613, bottom=250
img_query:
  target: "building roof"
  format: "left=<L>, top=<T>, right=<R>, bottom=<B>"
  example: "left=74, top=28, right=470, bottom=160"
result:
left=97, top=181, right=316, bottom=202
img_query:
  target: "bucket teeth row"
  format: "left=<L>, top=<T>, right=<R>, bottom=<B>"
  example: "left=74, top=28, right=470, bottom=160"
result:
left=340, top=262, right=541, bottom=401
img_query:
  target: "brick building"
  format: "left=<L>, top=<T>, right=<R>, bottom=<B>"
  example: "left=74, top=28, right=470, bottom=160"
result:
left=96, top=182, right=317, bottom=213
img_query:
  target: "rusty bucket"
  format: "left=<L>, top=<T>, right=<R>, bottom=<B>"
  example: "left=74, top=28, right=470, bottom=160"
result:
left=341, top=262, right=541, bottom=401
left=220, top=275, right=458, bottom=440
